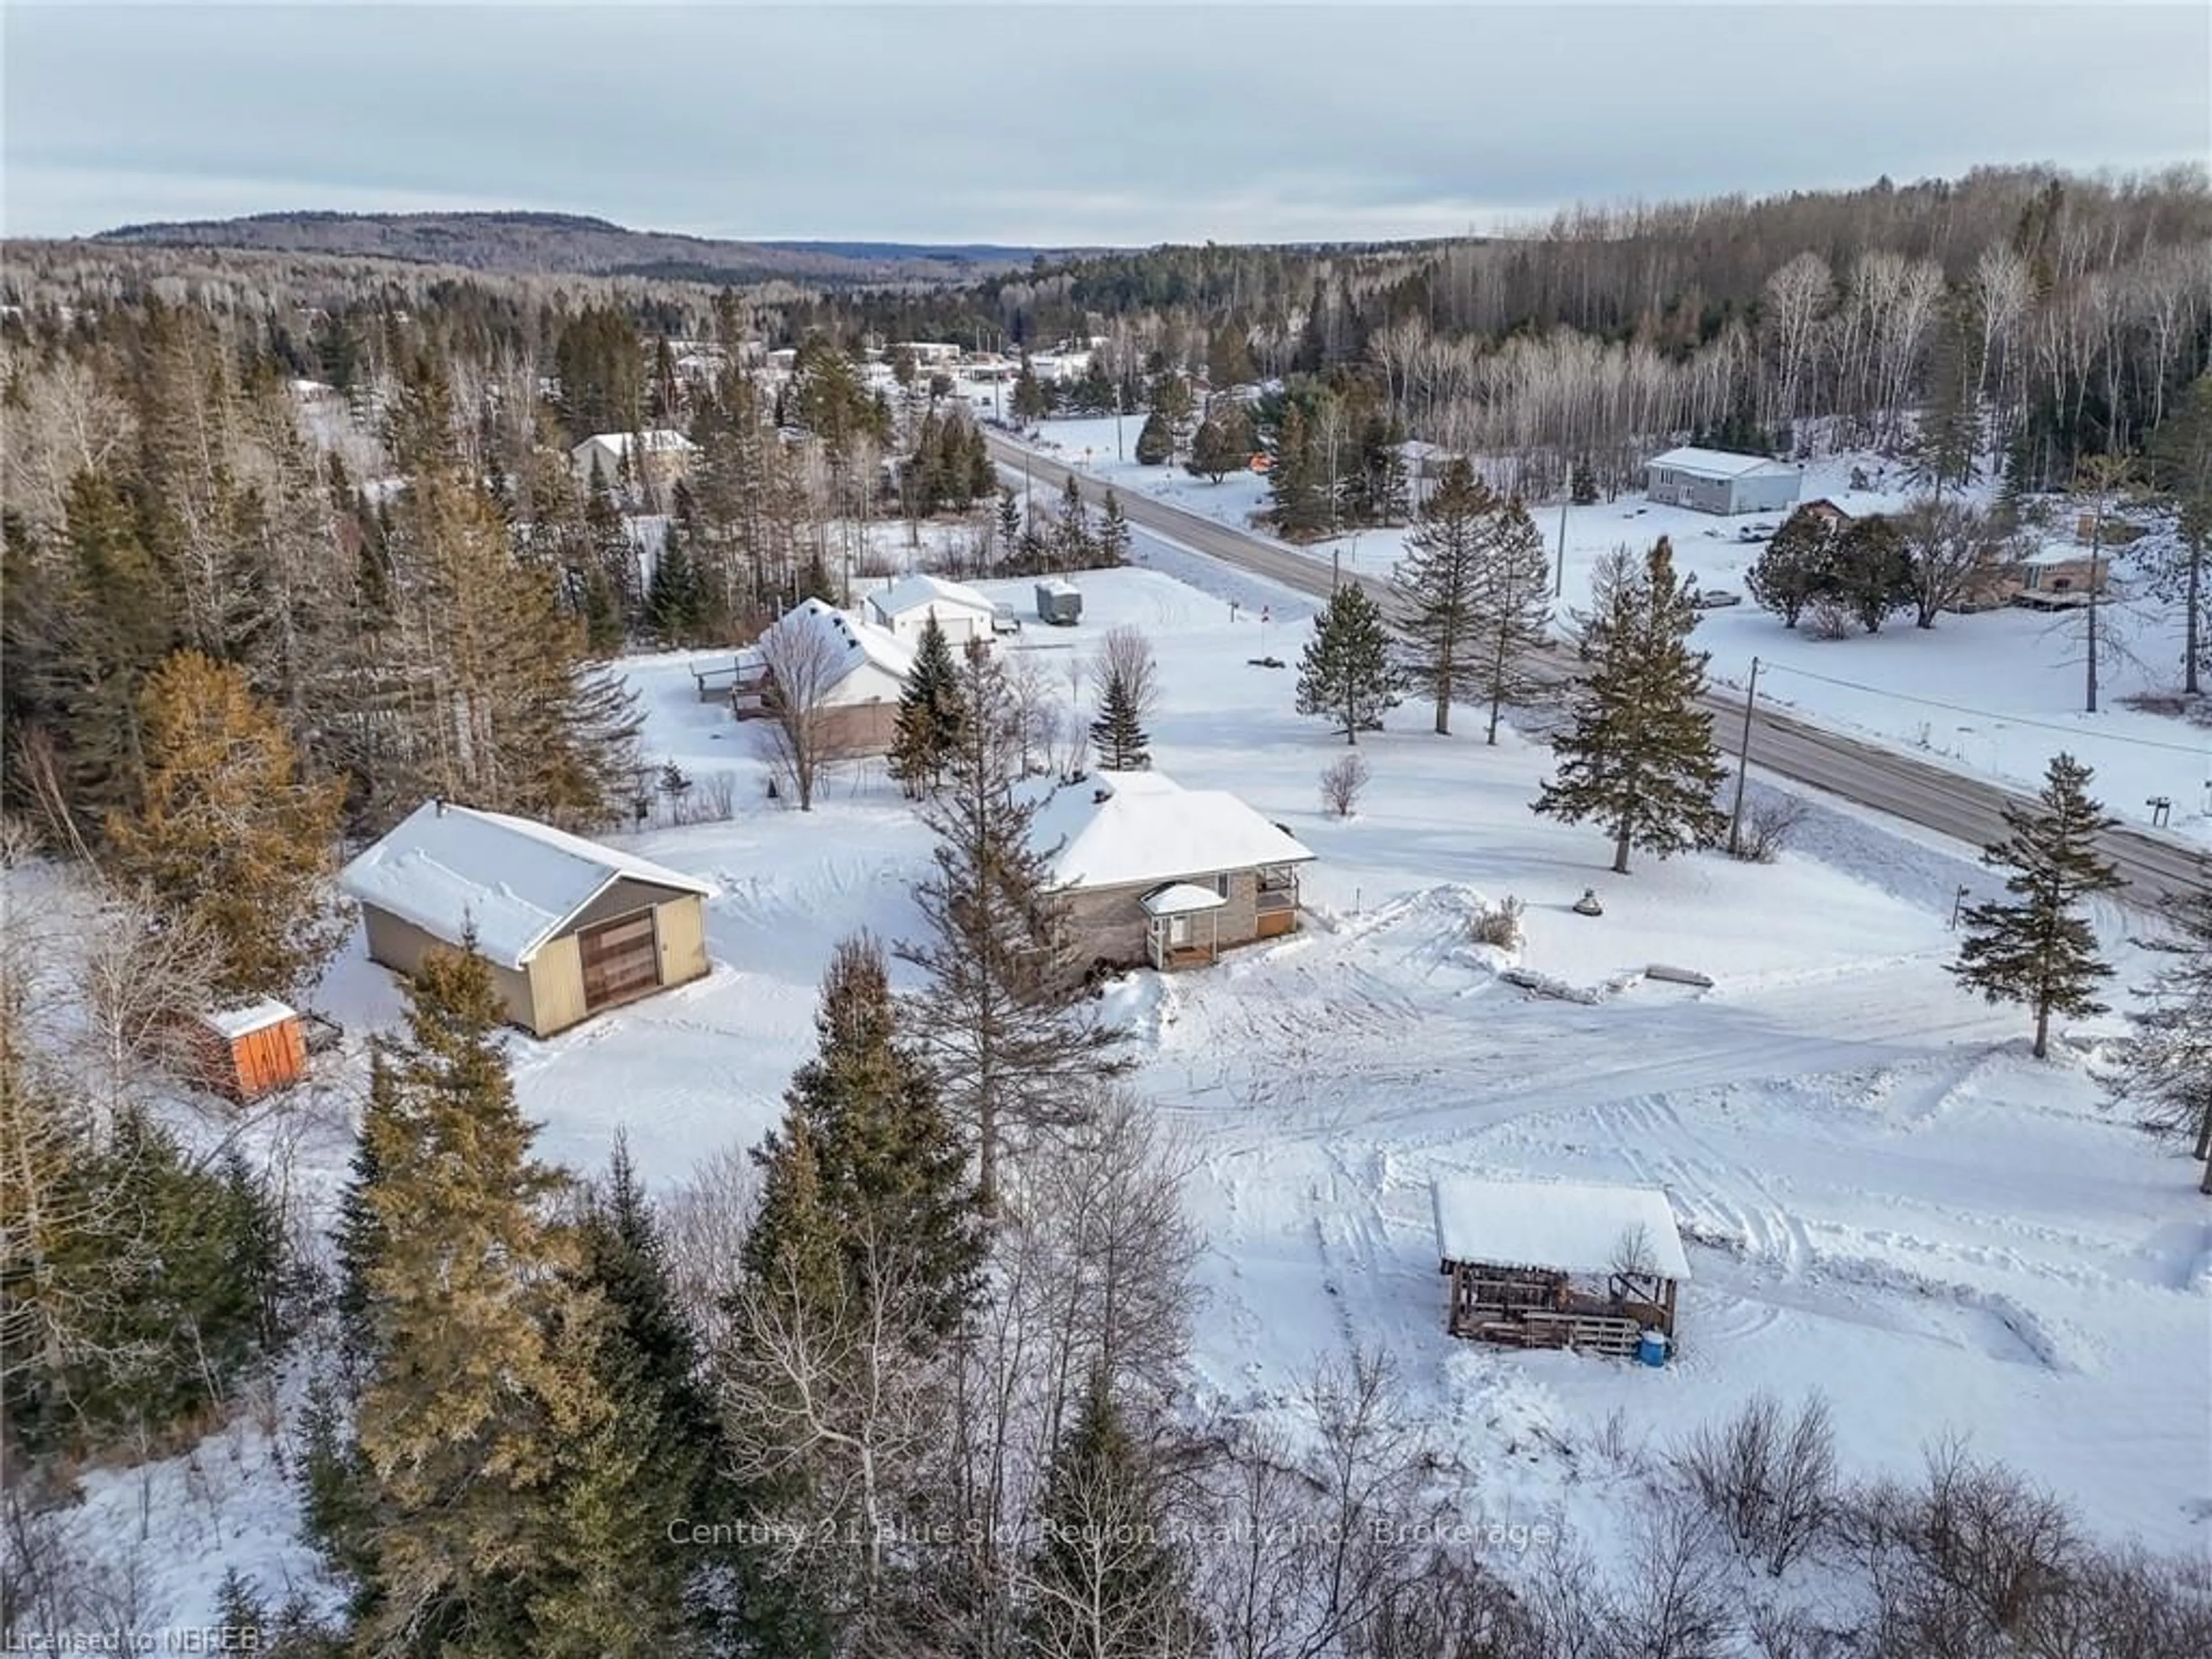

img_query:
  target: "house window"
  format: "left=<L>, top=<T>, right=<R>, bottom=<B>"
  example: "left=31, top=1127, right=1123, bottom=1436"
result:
left=1214, top=873, right=1233, bottom=899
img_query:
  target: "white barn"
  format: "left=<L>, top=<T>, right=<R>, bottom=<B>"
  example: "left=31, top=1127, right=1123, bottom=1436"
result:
left=863, top=574, right=998, bottom=647
left=1643, top=446, right=1802, bottom=516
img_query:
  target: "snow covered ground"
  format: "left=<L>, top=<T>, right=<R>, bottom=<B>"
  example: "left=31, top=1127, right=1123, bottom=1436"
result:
left=53, top=561, right=2210, bottom=1625
left=1007, top=409, right=2212, bottom=849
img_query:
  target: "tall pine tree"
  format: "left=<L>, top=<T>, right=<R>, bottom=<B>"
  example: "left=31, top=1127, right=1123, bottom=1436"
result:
left=346, top=944, right=617, bottom=1654
left=888, top=614, right=965, bottom=798
left=1296, top=583, right=1400, bottom=745
left=2111, top=875, right=2212, bottom=1192
left=1533, top=537, right=1726, bottom=873
left=745, top=935, right=982, bottom=1341
left=898, top=649, right=1126, bottom=1209
left=1021, top=1374, right=1194, bottom=1659
left=1951, top=753, right=2123, bottom=1059
left=1466, top=494, right=1554, bottom=745
left=105, top=650, right=347, bottom=1003
left=1088, top=671, right=1151, bottom=772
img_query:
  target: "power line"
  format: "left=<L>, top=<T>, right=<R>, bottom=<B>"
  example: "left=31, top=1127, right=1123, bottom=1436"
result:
left=1749, top=660, right=2212, bottom=760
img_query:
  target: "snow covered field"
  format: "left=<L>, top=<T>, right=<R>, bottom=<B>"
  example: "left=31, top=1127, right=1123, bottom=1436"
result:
left=62, top=563, right=2210, bottom=1623
left=1009, top=409, right=2212, bottom=848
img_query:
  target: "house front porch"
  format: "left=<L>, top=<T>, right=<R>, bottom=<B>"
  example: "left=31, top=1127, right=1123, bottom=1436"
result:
left=1142, top=883, right=1226, bottom=972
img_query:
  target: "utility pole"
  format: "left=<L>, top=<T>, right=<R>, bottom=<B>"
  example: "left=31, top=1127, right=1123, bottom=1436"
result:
left=1726, top=656, right=1762, bottom=857
left=1554, top=497, right=1570, bottom=599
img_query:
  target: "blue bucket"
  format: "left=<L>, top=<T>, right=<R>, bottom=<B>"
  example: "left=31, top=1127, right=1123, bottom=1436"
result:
left=1638, top=1331, right=1670, bottom=1368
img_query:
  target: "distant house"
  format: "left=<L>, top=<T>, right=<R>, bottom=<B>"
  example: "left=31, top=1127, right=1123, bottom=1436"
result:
left=1643, top=446, right=1802, bottom=516
left=1028, top=771, right=1314, bottom=974
left=730, top=599, right=916, bottom=755
left=1433, top=1177, right=1690, bottom=1357
left=342, top=801, right=714, bottom=1038
left=891, top=342, right=962, bottom=368
left=1957, top=544, right=2113, bottom=613
left=570, top=430, right=699, bottom=491
left=864, top=574, right=998, bottom=647
left=1798, top=497, right=1854, bottom=529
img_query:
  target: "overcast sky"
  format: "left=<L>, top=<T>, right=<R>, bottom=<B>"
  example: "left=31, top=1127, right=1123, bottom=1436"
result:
left=5, top=2, right=2207, bottom=245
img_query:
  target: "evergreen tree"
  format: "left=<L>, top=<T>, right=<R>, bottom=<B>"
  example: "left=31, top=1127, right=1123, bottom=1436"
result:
left=384, top=468, right=643, bottom=829
left=1747, top=507, right=1840, bottom=628
left=1097, top=488, right=1132, bottom=565
left=1088, top=671, right=1151, bottom=771
left=1185, top=415, right=1247, bottom=484
left=997, top=487, right=1024, bottom=558
left=1133, top=411, right=1173, bottom=467
left=1828, top=513, right=1914, bottom=632
left=888, top=615, right=965, bottom=798
left=2111, top=877, right=2212, bottom=1192
left=1951, top=753, right=2123, bottom=1060
left=1393, top=459, right=1488, bottom=736
left=348, top=944, right=615, bottom=1653
left=1571, top=456, right=1600, bottom=505
left=1022, top=1376, right=1193, bottom=1659
left=1011, top=359, right=1051, bottom=426
left=1467, top=495, right=1554, bottom=745
left=105, top=650, right=347, bottom=1003
left=1907, top=300, right=1984, bottom=507
left=560, top=1134, right=725, bottom=1648
left=1296, top=583, right=1401, bottom=744
left=2, top=469, right=181, bottom=831
left=746, top=936, right=982, bottom=1341
left=1533, top=538, right=1728, bottom=873
left=1207, top=320, right=1256, bottom=388
left=1055, top=474, right=1094, bottom=566
left=898, top=648, right=1127, bottom=1210
left=645, top=528, right=707, bottom=644
left=2146, top=370, right=2212, bottom=695
left=1268, top=403, right=1327, bottom=536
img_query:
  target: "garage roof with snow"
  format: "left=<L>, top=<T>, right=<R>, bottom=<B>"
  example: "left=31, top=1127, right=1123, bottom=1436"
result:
left=1644, top=446, right=1797, bottom=480
left=1028, top=771, right=1313, bottom=892
left=340, top=801, right=714, bottom=970
left=1431, top=1178, right=1692, bottom=1281
left=866, top=573, right=995, bottom=622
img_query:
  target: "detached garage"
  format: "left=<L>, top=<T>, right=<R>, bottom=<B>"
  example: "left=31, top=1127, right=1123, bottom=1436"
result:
left=341, top=800, right=714, bottom=1037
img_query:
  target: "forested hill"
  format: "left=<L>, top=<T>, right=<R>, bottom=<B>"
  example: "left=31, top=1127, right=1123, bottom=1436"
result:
left=90, top=210, right=1078, bottom=286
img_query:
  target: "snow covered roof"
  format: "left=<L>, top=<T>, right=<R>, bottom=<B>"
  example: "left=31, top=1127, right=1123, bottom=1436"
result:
left=202, top=999, right=297, bottom=1039
left=1645, top=446, right=1796, bottom=480
left=571, top=430, right=698, bottom=458
left=1142, top=882, right=1228, bottom=917
left=1039, top=577, right=1080, bottom=597
left=340, top=801, right=713, bottom=969
left=867, top=574, right=995, bottom=622
left=766, top=599, right=916, bottom=689
left=1431, top=1179, right=1692, bottom=1281
left=1028, top=771, right=1313, bottom=892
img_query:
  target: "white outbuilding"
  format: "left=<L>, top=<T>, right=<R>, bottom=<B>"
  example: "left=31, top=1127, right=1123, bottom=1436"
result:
left=1642, top=446, right=1802, bottom=516
left=863, top=574, right=998, bottom=647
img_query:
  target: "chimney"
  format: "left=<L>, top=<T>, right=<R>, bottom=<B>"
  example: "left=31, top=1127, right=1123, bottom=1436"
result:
left=433, top=797, right=446, bottom=817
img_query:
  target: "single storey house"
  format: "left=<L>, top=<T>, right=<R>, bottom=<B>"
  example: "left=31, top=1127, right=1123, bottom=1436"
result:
left=864, top=574, right=998, bottom=647
left=341, top=800, right=714, bottom=1038
left=1643, top=446, right=1802, bottom=516
left=570, top=430, right=699, bottom=491
left=1028, top=771, right=1314, bottom=973
left=1960, top=544, right=2113, bottom=612
left=1433, top=1177, right=1690, bottom=1357
left=730, top=598, right=916, bottom=755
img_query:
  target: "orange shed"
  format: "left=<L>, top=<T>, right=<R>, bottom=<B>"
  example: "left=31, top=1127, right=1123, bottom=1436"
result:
left=185, top=1001, right=309, bottom=1102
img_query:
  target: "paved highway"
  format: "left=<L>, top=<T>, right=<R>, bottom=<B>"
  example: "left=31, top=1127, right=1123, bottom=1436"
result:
left=988, top=430, right=2207, bottom=911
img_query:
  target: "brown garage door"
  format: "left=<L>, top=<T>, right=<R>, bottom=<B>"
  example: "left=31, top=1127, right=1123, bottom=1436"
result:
left=577, top=910, right=661, bottom=1011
